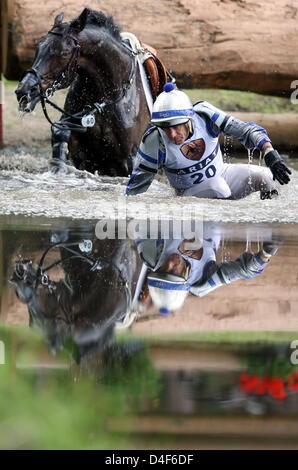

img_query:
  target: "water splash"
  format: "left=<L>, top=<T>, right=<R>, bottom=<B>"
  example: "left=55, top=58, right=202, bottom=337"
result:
left=223, top=135, right=233, bottom=164
left=221, top=238, right=231, bottom=263
left=0, top=149, right=297, bottom=223
left=247, top=148, right=254, bottom=189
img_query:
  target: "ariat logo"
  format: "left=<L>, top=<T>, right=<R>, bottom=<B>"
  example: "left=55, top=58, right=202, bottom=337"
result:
left=181, top=138, right=206, bottom=161
left=153, top=281, right=165, bottom=288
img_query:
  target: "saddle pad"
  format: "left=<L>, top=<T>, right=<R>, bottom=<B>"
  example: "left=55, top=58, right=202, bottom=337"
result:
left=121, top=32, right=168, bottom=99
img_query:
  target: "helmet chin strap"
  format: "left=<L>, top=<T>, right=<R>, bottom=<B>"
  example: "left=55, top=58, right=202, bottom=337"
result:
left=181, top=119, right=193, bottom=140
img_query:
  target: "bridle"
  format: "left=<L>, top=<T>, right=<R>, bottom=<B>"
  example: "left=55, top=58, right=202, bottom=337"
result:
left=45, top=30, right=81, bottom=93
left=21, top=28, right=137, bottom=133
left=13, top=240, right=133, bottom=324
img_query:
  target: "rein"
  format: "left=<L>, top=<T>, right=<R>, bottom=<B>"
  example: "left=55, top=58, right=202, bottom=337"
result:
left=14, top=240, right=132, bottom=323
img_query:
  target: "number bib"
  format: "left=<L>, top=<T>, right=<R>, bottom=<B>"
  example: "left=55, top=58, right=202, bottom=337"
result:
left=161, top=114, right=224, bottom=189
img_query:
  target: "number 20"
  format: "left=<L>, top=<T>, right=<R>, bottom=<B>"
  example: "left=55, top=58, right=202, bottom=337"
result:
left=191, top=165, right=216, bottom=184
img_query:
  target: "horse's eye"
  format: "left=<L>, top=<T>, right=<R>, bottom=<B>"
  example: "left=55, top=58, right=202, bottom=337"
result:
left=56, top=315, right=68, bottom=324
left=61, top=51, right=70, bottom=59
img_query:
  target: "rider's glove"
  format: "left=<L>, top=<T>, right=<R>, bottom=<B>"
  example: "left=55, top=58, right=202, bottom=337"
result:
left=264, top=149, right=291, bottom=185
left=262, top=242, right=279, bottom=257
left=261, top=237, right=283, bottom=258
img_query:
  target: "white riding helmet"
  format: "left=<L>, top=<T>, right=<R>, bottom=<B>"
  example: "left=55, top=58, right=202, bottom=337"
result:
left=151, top=83, right=194, bottom=128
left=147, top=271, right=190, bottom=316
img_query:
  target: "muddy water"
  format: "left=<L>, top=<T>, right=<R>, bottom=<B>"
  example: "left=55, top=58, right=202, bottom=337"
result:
left=1, top=151, right=298, bottom=450
left=0, top=217, right=298, bottom=449
left=0, top=149, right=297, bottom=222
left=1, top=217, right=298, bottom=331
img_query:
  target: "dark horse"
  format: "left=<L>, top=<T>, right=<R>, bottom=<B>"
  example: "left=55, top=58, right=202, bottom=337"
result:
left=10, top=230, right=145, bottom=360
left=15, top=8, right=165, bottom=176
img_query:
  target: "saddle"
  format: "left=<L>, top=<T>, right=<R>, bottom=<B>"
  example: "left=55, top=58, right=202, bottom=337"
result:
left=121, top=32, right=169, bottom=99
left=141, top=43, right=168, bottom=98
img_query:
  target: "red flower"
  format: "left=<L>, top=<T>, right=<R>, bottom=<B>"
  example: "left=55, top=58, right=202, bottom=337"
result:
left=268, top=377, right=286, bottom=400
left=239, top=373, right=287, bottom=400
left=287, top=372, right=298, bottom=391
left=239, top=373, right=259, bottom=393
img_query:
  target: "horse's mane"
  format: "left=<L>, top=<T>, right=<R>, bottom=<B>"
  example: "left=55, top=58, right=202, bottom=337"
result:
left=81, top=9, right=122, bottom=41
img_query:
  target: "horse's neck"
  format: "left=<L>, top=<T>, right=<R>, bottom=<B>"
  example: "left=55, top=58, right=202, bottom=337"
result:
left=79, top=28, right=133, bottom=98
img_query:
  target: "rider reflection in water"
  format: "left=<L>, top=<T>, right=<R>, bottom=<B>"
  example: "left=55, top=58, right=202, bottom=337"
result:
left=126, top=83, right=291, bottom=200
left=137, top=229, right=280, bottom=315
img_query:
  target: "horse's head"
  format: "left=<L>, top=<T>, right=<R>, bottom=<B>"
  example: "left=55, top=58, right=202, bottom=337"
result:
left=10, top=259, right=38, bottom=304
left=10, top=238, right=140, bottom=360
left=10, top=258, right=72, bottom=353
left=15, top=9, right=88, bottom=112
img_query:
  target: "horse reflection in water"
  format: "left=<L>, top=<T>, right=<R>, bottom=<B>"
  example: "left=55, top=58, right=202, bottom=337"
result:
left=15, top=8, right=167, bottom=175
left=10, top=234, right=143, bottom=361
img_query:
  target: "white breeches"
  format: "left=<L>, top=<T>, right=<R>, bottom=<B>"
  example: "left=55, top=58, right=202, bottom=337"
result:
left=182, top=163, right=276, bottom=200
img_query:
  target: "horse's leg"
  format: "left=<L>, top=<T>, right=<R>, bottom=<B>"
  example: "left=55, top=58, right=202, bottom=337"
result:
left=126, top=154, right=134, bottom=175
left=50, top=126, right=71, bottom=173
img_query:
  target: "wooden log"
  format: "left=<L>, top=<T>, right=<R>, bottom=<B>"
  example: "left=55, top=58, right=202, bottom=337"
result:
left=2, top=0, right=298, bottom=96
left=229, top=113, right=298, bottom=151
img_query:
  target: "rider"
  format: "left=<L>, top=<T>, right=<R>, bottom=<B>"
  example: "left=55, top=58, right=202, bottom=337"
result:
left=137, top=230, right=279, bottom=315
left=126, top=83, right=291, bottom=199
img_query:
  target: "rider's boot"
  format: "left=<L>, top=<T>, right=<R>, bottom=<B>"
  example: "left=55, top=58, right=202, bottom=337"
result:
left=50, top=126, right=71, bottom=173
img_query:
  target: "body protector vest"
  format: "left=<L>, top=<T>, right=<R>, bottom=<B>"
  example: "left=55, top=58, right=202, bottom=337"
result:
left=160, top=113, right=224, bottom=189
left=137, top=234, right=220, bottom=286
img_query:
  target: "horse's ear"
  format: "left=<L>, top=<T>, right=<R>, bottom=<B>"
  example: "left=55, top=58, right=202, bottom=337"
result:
left=70, top=8, right=89, bottom=33
left=54, top=12, right=64, bottom=27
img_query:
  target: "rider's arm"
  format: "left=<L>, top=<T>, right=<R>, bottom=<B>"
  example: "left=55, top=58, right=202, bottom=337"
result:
left=194, top=101, right=291, bottom=184
left=126, top=128, right=163, bottom=196
left=190, top=245, right=276, bottom=297
left=194, top=101, right=271, bottom=150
